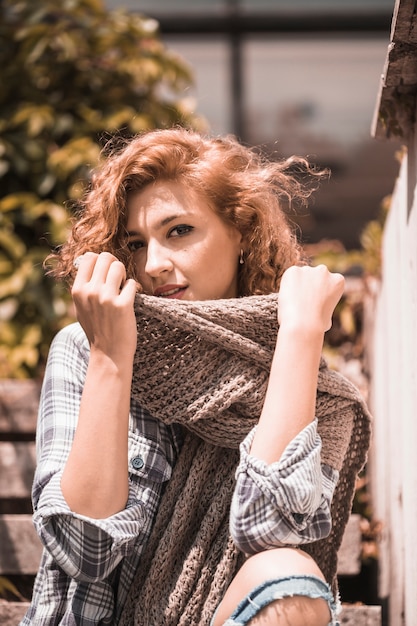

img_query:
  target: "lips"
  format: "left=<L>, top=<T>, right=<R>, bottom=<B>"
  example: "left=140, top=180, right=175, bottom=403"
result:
left=154, top=285, right=187, bottom=299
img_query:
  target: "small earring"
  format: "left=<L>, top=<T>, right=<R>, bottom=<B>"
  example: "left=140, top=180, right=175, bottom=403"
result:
left=239, top=249, right=244, bottom=265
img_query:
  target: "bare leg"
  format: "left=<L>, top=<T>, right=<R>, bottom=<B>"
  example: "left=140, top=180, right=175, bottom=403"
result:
left=212, top=548, right=331, bottom=626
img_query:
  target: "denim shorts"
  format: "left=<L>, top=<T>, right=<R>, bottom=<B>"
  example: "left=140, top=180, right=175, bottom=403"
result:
left=210, top=574, right=341, bottom=626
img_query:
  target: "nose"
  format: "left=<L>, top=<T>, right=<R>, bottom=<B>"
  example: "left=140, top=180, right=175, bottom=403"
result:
left=144, top=239, right=173, bottom=278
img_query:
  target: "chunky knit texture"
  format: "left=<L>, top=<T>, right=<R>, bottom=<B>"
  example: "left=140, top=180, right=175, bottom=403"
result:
left=119, top=293, right=371, bottom=626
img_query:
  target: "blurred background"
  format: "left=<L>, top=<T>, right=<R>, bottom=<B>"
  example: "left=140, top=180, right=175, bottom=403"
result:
left=106, top=0, right=401, bottom=248
left=0, top=0, right=401, bottom=379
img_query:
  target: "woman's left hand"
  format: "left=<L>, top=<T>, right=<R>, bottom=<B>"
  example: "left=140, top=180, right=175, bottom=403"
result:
left=277, top=264, right=345, bottom=335
left=250, top=264, right=344, bottom=464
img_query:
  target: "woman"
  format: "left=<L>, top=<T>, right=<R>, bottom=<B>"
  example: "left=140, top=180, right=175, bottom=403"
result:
left=21, top=128, right=369, bottom=626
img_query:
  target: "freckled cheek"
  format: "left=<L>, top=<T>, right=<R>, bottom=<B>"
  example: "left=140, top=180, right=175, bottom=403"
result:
left=177, top=246, right=202, bottom=268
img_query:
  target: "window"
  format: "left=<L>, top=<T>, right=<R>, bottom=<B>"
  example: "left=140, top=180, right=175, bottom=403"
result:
left=106, top=0, right=399, bottom=248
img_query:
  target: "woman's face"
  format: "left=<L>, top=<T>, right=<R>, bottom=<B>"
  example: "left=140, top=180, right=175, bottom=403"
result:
left=126, top=181, right=242, bottom=300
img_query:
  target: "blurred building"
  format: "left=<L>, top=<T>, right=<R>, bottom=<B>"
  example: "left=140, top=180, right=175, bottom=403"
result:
left=106, top=0, right=401, bottom=249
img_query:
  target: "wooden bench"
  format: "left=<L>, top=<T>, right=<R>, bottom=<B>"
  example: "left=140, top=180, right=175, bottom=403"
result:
left=0, top=379, right=42, bottom=624
left=0, top=379, right=381, bottom=625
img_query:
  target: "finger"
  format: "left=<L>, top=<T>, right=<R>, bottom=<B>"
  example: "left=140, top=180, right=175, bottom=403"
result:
left=87, top=252, right=120, bottom=286
left=325, top=274, right=345, bottom=331
left=330, top=272, right=345, bottom=302
left=118, top=278, right=138, bottom=305
left=333, top=271, right=345, bottom=289
left=73, top=255, right=84, bottom=270
left=105, top=258, right=127, bottom=291
left=72, top=252, right=99, bottom=286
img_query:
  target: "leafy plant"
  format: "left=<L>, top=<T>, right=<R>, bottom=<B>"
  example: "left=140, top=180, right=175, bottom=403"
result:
left=0, top=0, right=202, bottom=378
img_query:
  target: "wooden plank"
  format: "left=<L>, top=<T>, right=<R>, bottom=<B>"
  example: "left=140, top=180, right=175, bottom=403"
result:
left=0, top=442, right=36, bottom=499
left=0, top=515, right=42, bottom=575
left=0, top=602, right=382, bottom=626
left=0, top=514, right=377, bottom=622
left=0, top=512, right=362, bottom=576
left=337, top=513, right=362, bottom=576
left=372, top=0, right=417, bottom=139
left=340, top=604, right=381, bottom=625
left=0, top=380, right=40, bottom=434
left=0, top=602, right=30, bottom=626
left=0, top=602, right=383, bottom=625
left=390, top=0, right=417, bottom=45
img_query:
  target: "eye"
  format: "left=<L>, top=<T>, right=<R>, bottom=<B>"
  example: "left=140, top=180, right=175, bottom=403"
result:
left=169, top=224, right=193, bottom=237
left=127, top=239, right=144, bottom=252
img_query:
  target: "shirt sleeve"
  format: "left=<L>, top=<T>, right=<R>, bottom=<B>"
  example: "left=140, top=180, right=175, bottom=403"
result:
left=230, top=420, right=339, bottom=555
left=32, top=324, right=153, bottom=583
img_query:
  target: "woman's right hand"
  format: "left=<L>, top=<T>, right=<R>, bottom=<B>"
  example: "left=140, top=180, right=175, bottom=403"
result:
left=71, top=252, right=138, bottom=363
left=63, top=252, right=137, bottom=518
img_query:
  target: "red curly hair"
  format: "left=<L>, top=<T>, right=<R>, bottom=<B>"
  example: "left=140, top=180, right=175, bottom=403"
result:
left=48, top=128, right=326, bottom=296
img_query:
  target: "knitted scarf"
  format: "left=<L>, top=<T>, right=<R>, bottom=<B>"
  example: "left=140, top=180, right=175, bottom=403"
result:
left=119, top=293, right=371, bottom=626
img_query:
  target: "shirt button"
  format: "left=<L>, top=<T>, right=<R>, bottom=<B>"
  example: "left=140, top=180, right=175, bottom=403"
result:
left=132, top=456, right=144, bottom=470
left=293, top=513, right=305, bottom=524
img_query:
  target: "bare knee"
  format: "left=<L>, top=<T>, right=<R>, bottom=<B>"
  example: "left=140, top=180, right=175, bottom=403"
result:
left=212, top=548, right=331, bottom=626
left=247, top=595, right=330, bottom=626
left=235, top=547, right=327, bottom=586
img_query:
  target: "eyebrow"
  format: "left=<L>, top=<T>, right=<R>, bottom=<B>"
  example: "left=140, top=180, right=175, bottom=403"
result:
left=126, top=213, right=187, bottom=237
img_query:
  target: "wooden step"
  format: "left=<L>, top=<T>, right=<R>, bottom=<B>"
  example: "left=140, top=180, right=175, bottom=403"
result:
left=0, top=380, right=40, bottom=435
left=0, top=443, right=36, bottom=500
left=0, top=513, right=364, bottom=576
left=0, top=602, right=383, bottom=626
left=0, top=380, right=378, bottom=624
left=338, top=513, right=362, bottom=576
left=340, top=604, right=382, bottom=625
left=0, top=601, right=30, bottom=626
left=0, top=515, right=42, bottom=575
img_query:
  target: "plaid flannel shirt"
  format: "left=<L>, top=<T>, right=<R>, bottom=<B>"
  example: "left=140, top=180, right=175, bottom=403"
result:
left=20, top=323, right=337, bottom=625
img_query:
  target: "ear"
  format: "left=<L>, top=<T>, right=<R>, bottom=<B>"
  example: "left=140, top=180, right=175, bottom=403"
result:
left=229, top=226, right=243, bottom=250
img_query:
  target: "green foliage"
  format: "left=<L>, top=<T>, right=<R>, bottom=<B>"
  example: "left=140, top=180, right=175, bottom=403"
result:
left=307, top=194, right=391, bottom=279
left=306, top=195, right=392, bottom=374
left=0, top=0, right=202, bottom=378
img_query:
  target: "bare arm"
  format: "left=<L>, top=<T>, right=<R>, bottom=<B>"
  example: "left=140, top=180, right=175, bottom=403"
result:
left=61, top=252, right=138, bottom=519
left=250, top=265, right=345, bottom=463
